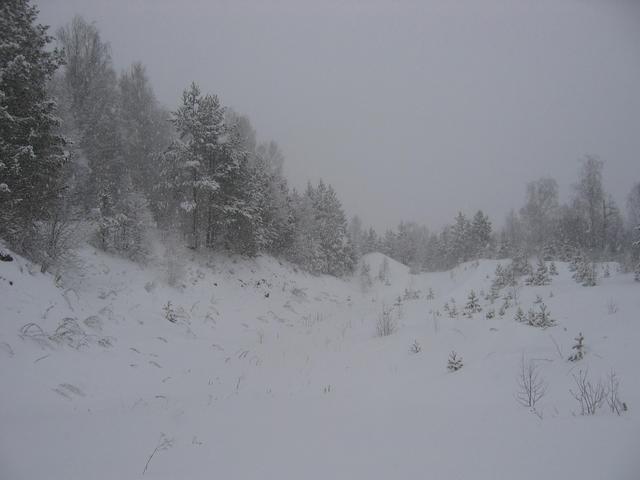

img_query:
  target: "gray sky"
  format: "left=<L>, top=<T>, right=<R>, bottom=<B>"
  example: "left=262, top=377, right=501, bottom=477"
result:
left=36, top=0, right=640, bottom=230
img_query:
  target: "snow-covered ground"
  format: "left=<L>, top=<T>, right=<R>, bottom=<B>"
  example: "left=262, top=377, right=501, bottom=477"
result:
left=1, top=246, right=639, bottom=479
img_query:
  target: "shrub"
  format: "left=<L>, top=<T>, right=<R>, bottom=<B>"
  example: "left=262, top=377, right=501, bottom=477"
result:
left=570, top=369, right=606, bottom=415
left=409, top=340, right=422, bottom=354
left=515, top=355, right=547, bottom=408
left=376, top=305, right=396, bottom=337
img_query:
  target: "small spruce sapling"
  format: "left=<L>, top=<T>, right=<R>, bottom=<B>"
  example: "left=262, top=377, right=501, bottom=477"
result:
left=535, top=303, right=555, bottom=328
left=163, top=301, right=177, bottom=323
left=444, top=299, right=458, bottom=319
left=514, top=307, right=526, bottom=323
left=526, top=308, right=536, bottom=326
left=447, top=351, right=463, bottom=372
left=568, top=332, right=585, bottom=362
left=463, top=290, right=482, bottom=317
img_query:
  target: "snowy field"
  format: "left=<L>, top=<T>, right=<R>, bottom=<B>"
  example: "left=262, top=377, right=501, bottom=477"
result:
left=1, top=246, right=639, bottom=479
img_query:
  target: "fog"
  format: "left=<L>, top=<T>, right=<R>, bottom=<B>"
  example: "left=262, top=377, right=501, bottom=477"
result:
left=36, top=0, right=640, bottom=229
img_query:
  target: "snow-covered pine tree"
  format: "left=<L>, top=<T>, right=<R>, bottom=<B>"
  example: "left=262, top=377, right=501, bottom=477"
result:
left=448, top=212, right=472, bottom=266
left=158, top=82, right=226, bottom=249
left=527, top=258, right=550, bottom=286
left=514, top=306, right=525, bottom=323
left=0, top=0, right=66, bottom=250
left=93, top=176, right=153, bottom=262
left=463, top=290, right=482, bottom=317
left=568, top=332, right=585, bottom=361
left=511, top=250, right=532, bottom=277
left=542, top=242, right=556, bottom=261
left=549, top=261, right=558, bottom=276
left=569, top=249, right=583, bottom=273
left=534, top=303, right=555, bottom=328
left=311, top=181, right=355, bottom=276
left=447, top=351, right=463, bottom=372
left=287, top=181, right=354, bottom=276
left=444, top=298, right=458, bottom=318
left=470, top=210, right=492, bottom=258
left=287, top=186, right=324, bottom=273
left=526, top=308, right=537, bottom=326
left=361, top=227, right=380, bottom=255
left=579, top=261, right=598, bottom=287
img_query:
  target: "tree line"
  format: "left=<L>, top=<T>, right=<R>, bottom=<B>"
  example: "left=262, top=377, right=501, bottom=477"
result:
left=1, top=1, right=638, bottom=281
left=355, top=160, right=640, bottom=277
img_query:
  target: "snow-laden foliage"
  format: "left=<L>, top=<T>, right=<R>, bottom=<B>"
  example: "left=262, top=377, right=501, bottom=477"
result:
left=0, top=0, right=66, bottom=251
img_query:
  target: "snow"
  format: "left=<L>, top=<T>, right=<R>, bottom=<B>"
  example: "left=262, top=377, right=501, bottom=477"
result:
left=1, top=246, right=639, bottom=479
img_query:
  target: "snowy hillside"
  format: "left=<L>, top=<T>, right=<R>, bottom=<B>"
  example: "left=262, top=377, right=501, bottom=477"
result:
left=1, top=248, right=639, bottom=479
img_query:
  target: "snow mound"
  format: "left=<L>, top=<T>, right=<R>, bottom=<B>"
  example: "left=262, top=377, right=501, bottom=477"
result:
left=360, top=252, right=409, bottom=283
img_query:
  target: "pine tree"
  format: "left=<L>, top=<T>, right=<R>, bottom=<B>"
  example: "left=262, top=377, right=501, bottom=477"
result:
left=549, top=261, right=558, bottom=276
left=93, top=176, right=152, bottom=262
left=448, top=212, right=472, bottom=265
left=511, top=250, right=532, bottom=277
left=573, top=156, right=605, bottom=250
left=361, top=227, right=380, bottom=255
left=158, top=82, right=228, bottom=249
left=514, top=306, right=525, bottom=323
left=311, top=181, right=355, bottom=276
left=542, top=242, right=556, bottom=261
left=444, top=298, right=458, bottom=318
left=447, top=351, right=463, bottom=372
left=574, top=259, right=597, bottom=287
left=470, top=210, right=492, bottom=258
left=0, top=0, right=66, bottom=249
left=287, top=181, right=354, bottom=276
left=568, top=332, right=585, bottom=361
left=526, top=308, right=537, bottom=326
left=464, top=290, right=482, bottom=317
left=569, top=249, right=583, bottom=272
left=534, top=303, right=555, bottom=328
left=526, top=258, right=550, bottom=286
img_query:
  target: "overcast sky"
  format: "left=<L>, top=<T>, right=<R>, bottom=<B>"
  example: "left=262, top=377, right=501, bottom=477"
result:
left=35, top=0, right=640, bottom=230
